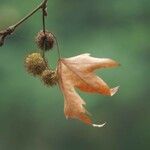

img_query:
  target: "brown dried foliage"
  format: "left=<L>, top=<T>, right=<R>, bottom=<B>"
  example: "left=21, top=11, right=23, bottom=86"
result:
left=57, top=53, right=119, bottom=127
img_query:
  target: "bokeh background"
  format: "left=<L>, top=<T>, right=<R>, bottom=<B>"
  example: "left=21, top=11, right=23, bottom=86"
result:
left=0, top=0, right=149, bottom=150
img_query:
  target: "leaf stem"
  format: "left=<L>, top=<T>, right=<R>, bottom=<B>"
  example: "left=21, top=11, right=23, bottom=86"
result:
left=53, top=35, right=61, bottom=59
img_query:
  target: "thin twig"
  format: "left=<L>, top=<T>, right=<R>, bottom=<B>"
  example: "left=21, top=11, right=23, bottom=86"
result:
left=41, top=0, right=47, bottom=58
left=42, top=1, right=47, bottom=34
left=0, top=0, right=48, bottom=47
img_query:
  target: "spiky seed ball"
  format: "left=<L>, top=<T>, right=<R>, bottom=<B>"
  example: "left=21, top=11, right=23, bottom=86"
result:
left=36, top=30, right=55, bottom=51
left=25, top=53, right=47, bottom=76
left=41, top=69, right=58, bottom=86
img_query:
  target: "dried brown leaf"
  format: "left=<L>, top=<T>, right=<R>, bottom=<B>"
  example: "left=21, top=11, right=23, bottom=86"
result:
left=57, top=53, right=119, bottom=127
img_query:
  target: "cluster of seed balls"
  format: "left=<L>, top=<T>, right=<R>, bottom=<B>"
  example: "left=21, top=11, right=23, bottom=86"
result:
left=25, top=30, right=58, bottom=86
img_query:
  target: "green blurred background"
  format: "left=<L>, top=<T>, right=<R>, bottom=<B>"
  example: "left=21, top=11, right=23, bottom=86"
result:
left=0, top=0, right=149, bottom=150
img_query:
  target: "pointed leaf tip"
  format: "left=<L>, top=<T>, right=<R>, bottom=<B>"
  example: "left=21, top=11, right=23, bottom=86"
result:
left=92, top=122, right=106, bottom=128
left=110, top=86, right=119, bottom=96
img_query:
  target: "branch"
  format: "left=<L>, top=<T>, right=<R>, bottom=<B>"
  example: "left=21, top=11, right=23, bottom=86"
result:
left=0, top=0, right=48, bottom=47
